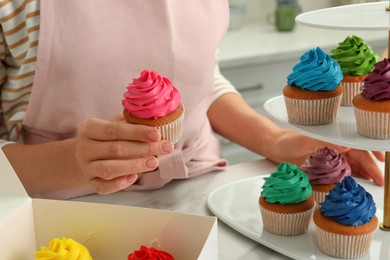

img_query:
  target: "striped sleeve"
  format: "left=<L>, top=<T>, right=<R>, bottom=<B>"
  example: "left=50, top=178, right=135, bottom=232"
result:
left=0, top=0, right=39, bottom=145
left=211, top=51, right=239, bottom=104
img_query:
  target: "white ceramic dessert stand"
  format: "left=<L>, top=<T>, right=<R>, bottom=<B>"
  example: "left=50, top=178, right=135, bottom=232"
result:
left=294, top=0, right=390, bottom=232
left=207, top=2, right=390, bottom=259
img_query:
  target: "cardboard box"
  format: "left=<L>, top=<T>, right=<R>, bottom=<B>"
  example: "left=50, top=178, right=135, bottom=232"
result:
left=0, top=151, right=218, bottom=259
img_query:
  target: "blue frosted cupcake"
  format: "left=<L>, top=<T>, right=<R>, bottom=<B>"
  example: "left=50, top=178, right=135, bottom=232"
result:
left=313, top=176, right=378, bottom=258
left=283, top=47, right=343, bottom=125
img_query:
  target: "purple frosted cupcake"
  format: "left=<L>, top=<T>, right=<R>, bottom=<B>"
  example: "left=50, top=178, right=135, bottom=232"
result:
left=352, top=58, right=390, bottom=139
left=301, top=147, right=351, bottom=207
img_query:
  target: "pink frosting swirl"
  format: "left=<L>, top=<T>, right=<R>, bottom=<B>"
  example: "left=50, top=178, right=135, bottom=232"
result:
left=122, top=70, right=181, bottom=119
left=301, top=147, right=351, bottom=185
left=362, top=58, right=390, bottom=101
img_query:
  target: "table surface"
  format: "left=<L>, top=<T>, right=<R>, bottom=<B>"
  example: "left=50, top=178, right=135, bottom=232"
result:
left=72, top=159, right=294, bottom=260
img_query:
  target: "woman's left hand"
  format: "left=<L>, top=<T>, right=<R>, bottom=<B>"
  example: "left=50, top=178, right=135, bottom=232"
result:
left=267, top=129, right=385, bottom=186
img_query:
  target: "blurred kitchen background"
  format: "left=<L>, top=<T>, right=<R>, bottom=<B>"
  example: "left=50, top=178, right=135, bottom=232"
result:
left=218, top=0, right=388, bottom=164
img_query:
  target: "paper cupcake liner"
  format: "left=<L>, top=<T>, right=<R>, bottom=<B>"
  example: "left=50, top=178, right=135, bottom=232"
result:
left=312, top=191, right=327, bottom=209
left=259, top=205, right=315, bottom=236
left=315, top=226, right=374, bottom=258
left=158, top=108, right=185, bottom=144
left=353, top=107, right=390, bottom=139
left=284, top=95, right=342, bottom=125
left=341, top=81, right=362, bottom=106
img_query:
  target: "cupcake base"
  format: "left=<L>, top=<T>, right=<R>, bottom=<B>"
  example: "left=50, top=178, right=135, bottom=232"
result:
left=311, top=183, right=336, bottom=208
left=283, top=85, right=343, bottom=125
left=123, top=104, right=185, bottom=144
left=259, top=196, right=315, bottom=236
left=313, top=209, right=378, bottom=259
left=340, top=75, right=366, bottom=106
left=352, top=95, right=390, bottom=139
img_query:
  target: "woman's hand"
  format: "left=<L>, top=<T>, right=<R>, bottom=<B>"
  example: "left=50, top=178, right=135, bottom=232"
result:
left=75, top=113, right=174, bottom=194
left=268, top=129, right=385, bottom=186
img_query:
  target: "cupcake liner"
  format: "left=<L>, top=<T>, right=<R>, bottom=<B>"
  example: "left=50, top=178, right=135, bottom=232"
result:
left=341, top=81, right=363, bottom=106
left=315, top=226, right=374, bottom=258
left=353, top=107, right=390, bottom=139
left=284, top=95, right=342, bottom=125
left=158, top=108, right=185, bottom=144
left=259, top=205, right=315, bottom=236
left=312, top=191, right=327, bottom=209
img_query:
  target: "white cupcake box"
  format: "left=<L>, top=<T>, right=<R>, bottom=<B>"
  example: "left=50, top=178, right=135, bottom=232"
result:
left=0, top=151, right=217, bottom=260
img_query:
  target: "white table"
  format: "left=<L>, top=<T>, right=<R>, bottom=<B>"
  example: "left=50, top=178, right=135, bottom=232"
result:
left=72, top=159, right=292, bottom=260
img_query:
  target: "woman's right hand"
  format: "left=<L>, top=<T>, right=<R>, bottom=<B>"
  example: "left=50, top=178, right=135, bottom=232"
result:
left=75, top=113, right=174, bottom=194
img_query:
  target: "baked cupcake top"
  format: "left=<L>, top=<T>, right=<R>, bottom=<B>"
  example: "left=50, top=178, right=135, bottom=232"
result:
left=261, top=162, right=312, bottom=204
left=122, top=70, right=181, bottom=119
left=330, top=35, right=379, bottom=76
left=301, top=147, right=351, bottom=185
left=362, top=58, right=390, bottom=101
left=287, top=47, right=343, bottom=91
left=320, top=176, right=376, bottom=226
left=34, top=237, right=92, bottom=260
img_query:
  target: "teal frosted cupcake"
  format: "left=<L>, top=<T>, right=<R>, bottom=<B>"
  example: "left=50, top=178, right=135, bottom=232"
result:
left=313, top=176, right=378, bottom=258
left=330, top=35, right=379, bottom=106
left=283, top=47, right=343, bottom=125
left=259, top=162, right=315, bottom=236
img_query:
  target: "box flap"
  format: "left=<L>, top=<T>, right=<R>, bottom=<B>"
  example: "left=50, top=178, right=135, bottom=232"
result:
left=0, top=150, right=28, bottom=198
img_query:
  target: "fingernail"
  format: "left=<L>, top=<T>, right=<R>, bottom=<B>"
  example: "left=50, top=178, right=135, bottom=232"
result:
left=162, top=141, right=174, bottom=153
left=145, top=157, right=158, bottom=169
left=147, top=129, right=160, bottom=141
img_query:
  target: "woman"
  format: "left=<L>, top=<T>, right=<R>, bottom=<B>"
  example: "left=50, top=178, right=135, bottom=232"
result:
left=0, top=0, right=384, bottom=199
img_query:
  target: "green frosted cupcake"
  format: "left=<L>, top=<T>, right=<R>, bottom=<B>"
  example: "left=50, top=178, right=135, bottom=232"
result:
left=259, top=162, right=315, bottom=236
left=330, top=35, right=379, bottom=106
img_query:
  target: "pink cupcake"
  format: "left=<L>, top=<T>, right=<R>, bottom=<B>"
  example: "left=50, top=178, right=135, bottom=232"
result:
left=122, top=70, right=185, bottom=144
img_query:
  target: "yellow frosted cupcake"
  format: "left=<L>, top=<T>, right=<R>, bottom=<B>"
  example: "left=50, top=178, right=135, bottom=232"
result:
left=34, top=237, right=92, bottom=260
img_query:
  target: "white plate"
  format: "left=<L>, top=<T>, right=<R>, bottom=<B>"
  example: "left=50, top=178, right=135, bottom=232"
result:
left=296, top=2, right=390, bottom=31
left=263, top=95, right=390, bottom=152
left=206, top=176, right=388, bottom=260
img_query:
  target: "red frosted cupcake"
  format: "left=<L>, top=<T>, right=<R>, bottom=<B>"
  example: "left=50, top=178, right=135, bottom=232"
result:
left=122, top=70, right=185, bottom=144
left=128, top=245, right=174, bottom=260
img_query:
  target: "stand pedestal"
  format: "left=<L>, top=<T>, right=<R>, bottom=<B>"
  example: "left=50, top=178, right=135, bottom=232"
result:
left=381, top=34, right=390, bottom=230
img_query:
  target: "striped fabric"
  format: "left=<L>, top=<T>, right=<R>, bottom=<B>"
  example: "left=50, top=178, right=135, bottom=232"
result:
left=0, top=0, right=237, bottom=145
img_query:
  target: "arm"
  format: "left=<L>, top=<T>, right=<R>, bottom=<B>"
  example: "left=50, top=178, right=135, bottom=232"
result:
left=2, top=115, right=173, bottom=197
left=207, top=92, right=385, bottom=185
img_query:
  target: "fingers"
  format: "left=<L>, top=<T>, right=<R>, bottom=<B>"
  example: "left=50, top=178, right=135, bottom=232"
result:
left=91, top=174, right=139, bottom=195
left=343, top=149, right=384, bottom=186
left=79, top=118, right=161, bottom=142
left=372, top=151, right=385, bottom=162
left=75, top=117, right=175, bottom=194
left=77, top=138, right=173, bottom=161
left=85, top=156, right=159, bottom=181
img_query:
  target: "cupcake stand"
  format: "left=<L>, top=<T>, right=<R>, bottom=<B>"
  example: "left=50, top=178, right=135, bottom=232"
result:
left=207, top=2, right=390, bottom=259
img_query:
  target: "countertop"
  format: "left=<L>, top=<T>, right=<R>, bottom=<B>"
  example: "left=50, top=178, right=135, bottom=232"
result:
left=72, top=159, right=291, bottom=260
left=218, top=21, right=387, bottom=69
